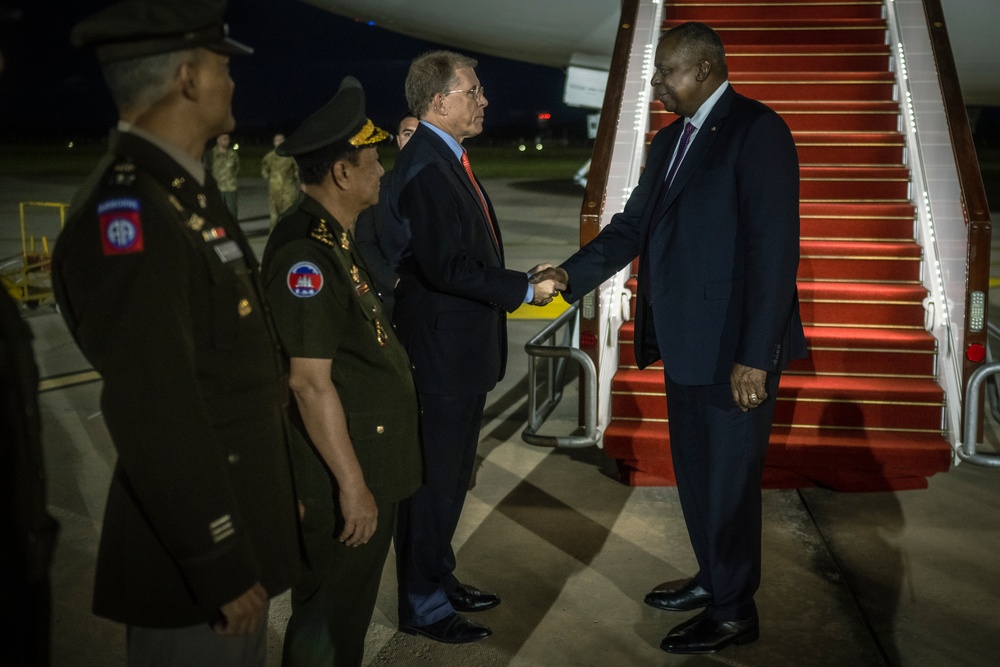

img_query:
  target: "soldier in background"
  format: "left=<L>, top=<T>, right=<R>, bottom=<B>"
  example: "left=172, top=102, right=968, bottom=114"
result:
left=207, top=132, right=240, bottom=218
left=260, top=132, right=300, bottom=229
left=52, top=1, right=302, bottom=664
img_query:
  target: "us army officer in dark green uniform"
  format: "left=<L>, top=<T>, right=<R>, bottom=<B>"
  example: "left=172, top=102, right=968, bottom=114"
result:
left=52, top=2, right=301, bottom=664
left=261, top=77, right=422, bottom=667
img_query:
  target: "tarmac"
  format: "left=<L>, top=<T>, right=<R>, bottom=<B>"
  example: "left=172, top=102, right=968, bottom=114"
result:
left=3, top=172, right=1000, bottom=666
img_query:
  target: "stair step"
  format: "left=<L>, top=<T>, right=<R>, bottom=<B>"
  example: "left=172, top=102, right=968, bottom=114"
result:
left=604, top=422, right=950, bottom=491
left=799, top=240, right=922, bottom=282
left=801, top=202, right=914, bottom=241
left=652, top=101, right=901, bottom=134
left=731, top=71, right=896, bottom=102
left=666, top=1, right=885, bottom=22
left=617, top=323, right=936, bottom=375
left=726, top=43, right=892, bottom=72
left=663, top=18, right=889, bottom=45
left=800, top=165, right=910, bottom=200
left=798, top=281, right=927, bottom=326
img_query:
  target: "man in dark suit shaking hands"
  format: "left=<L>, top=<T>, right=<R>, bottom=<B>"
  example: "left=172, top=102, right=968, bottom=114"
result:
left=532, top=22, right=806, bottom=654
left=382, top=50, right=560, bottom=644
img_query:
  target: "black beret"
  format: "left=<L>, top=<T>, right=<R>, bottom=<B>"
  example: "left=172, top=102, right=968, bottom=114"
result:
left=278, top=76, right=390, bottom=169
left=72, top=0, right=252, bottom=64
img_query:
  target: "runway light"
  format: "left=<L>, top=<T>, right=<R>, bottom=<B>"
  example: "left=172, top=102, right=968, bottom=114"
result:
left=518, top=144, right=526, bottom=152
left=537, top=112, right=551, bottom=120
left=535, top=143, right=543, bottom=151
left=67, top=141, right=74, bottom=148
left=233, top=143, right=240, bottom=150
left=967, top=343, right=986, bottom=363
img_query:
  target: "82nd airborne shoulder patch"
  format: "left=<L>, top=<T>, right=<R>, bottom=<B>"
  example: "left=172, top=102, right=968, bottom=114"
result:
left=287, top=261, right=324, bottom=298
left=97, top=197, right=144, bottom=256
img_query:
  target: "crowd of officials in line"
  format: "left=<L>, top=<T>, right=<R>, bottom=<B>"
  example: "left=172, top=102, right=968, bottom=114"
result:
left=2, top=0, right=804, bottom=665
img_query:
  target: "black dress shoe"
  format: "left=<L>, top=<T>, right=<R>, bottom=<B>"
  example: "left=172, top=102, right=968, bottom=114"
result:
left=644, top=580, right=713, bottom=611
left=660, top=611, right=759, bottom=654
left=400, top=612, right=492, bottom=644
left=447, top=583, right=501, bottom=612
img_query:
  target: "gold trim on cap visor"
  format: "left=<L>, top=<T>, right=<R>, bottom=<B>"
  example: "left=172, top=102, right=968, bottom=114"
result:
left=348, top=119, right=390, bottom=147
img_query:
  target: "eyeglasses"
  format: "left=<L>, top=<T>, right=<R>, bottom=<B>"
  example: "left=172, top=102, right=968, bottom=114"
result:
left=442, top=85, right=485, bottom=102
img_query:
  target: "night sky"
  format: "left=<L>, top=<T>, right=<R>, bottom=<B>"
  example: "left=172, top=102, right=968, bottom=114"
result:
left=0, top=0, right=589, bottom=142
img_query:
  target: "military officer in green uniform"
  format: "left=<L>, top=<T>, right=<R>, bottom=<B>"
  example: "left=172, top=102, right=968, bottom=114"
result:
left=261, top=77, right=422, bottom=667
left=52, top=1, right=301, bottom=664
left=261, top=132, right=300, bottom=229
left=207, top=132, right=240, bottom=218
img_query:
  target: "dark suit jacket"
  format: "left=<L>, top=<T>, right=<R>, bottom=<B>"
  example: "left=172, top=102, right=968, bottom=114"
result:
left=53, top=131, right=301, bottom=627
left=380, top=124, right=528, bottom=395
left=562, top=87, right=807, bottom=385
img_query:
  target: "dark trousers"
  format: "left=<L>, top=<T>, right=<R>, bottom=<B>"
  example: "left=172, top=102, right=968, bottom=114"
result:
left=283, top=499, right=398, bottom=667
left=663, top=371, right=780, bottom=621
left=395, top=391, right=487, bottom=626
left=127, top=621, right=266, bottom=667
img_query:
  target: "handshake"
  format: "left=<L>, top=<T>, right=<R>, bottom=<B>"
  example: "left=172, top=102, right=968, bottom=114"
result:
left=527, top=263, right=569, bottom=307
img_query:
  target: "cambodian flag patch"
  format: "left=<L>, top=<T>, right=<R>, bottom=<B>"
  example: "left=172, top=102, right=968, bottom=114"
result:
left=287, top=261, right=324, bottom=298
left=97, top=197, right=144, bottom=255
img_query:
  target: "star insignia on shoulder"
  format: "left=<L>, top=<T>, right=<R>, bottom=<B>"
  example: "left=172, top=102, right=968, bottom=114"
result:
left=309, top=218, right=337, bottom=247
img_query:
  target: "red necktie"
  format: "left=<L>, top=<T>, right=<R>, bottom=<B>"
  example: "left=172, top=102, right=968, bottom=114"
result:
left=460, top=151, right=499, bottom=246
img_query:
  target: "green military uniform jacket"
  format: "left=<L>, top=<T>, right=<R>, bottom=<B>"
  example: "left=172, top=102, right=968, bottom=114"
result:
left=52, top=130, right=301, bottom=628
left=261, top=149, right=299, bottom=197
left=261, top=194, right=422, bottom=530
left=207, top=146, right=240, bottom=192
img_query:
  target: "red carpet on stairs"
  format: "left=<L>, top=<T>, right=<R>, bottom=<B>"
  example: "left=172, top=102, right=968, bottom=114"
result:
left=603, top=0, right=953, bottom=491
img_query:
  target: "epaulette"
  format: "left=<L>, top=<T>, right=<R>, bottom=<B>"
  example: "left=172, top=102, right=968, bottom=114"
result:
left=105, top=159, right=137, bottom=187
left=309, top=218, right=338, bottom=248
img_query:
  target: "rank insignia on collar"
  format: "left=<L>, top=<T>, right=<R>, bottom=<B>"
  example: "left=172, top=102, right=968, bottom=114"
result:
left=350, top=265, right=360, bottom=283
left=172, top=177, right=185, bottom=189
left=340, top=232, right=350, bottom=250
left=187, top=214, right=205, bottom=231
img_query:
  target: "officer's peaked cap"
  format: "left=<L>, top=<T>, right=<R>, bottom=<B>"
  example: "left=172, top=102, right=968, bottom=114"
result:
left=278, top=76, right=390, bottom=169
left=72, top=0, right=252, bottom=64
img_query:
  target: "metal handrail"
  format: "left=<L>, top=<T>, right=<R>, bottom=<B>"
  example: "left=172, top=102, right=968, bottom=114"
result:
left=522, top=304, right=600, bottom=448
left=960, top=362, right=1000, bottom=467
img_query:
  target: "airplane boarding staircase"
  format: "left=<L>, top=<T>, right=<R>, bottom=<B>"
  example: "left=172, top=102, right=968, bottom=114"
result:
left=543, top=0, right=992, bottom=491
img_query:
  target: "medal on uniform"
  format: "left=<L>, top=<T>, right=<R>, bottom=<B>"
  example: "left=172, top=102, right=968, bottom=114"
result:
left=238, top=298, right=252, bottom=317
left=167, top=195, right=184, bottom=213
left=171, top=177, right=185, bottom=189
left=187, top=213, right=205, bottom=231
left=375, top=319, right=389, bottom=347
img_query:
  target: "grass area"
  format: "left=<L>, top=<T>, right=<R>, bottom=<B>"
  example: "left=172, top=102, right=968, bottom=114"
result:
left=0, top=142, right=594, bottom=181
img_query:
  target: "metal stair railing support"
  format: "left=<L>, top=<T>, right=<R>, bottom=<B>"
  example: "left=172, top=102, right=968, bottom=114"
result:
left=961, top=362, right=1000, bottom=467
left=522, top=304, right=600, bottom=448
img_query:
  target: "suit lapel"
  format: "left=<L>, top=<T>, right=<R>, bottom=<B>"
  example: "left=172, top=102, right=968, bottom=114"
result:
left=449, top=155, right=502, bottom=261
left=658, top=87, right=734, bottom=213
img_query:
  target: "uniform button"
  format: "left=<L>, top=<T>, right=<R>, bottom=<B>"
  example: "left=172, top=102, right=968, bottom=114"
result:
left=228, top=453, right=240, bottom=464
left=376, top=425, right=385, bottom=434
